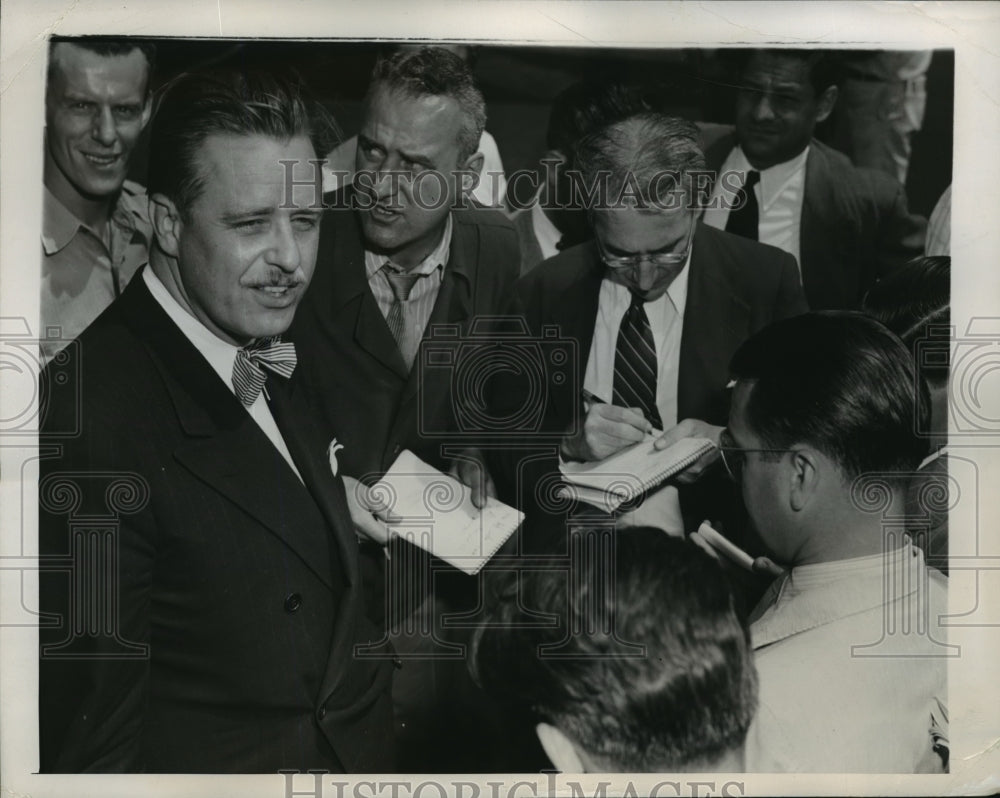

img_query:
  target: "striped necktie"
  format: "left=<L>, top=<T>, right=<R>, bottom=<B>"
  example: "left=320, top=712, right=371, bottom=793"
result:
left=383, top=264, right=423, bottom=370
left=232, top=336, right=297, bottom=406
left=613, top=293, right=663, bottom=429
left=725, top=169, right=760, bottom=241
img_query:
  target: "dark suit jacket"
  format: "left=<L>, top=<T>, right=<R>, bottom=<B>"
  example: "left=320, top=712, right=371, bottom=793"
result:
left=497, top=223, right=807, bottom=529
left=701, top=132, right=926, bottom=310
left=510, top=205, right=544, bottom=276
left=290, top=187, right=522, bottom=482
left=38, top=274, right=394, bottom=773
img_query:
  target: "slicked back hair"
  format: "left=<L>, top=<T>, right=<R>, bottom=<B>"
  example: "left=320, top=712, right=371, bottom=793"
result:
left=470, top=528, right=758, bottom=772
left=730, top=311, right=930, bottom=480
left=366, top=46, right=487, bottom=164
left=147, top=68, right=337, bottom=221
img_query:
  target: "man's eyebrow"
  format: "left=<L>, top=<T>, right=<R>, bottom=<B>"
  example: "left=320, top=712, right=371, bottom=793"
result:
left=605, top=236, right=683, bottom=257
left=220, top=208, right=273, bottom=221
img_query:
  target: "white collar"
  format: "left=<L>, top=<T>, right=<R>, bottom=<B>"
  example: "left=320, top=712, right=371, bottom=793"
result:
left=727, top=145, right=810, bottom=213
left=143, top=266, right=242, bottom=395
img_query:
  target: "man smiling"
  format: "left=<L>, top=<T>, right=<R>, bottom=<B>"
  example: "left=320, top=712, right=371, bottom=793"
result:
left=39, top=69, right=394, bottom=773
left=41, top=38, right=155, bottom=362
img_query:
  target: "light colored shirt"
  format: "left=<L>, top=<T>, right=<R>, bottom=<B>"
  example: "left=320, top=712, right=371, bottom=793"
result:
left=364, top=214, right=452, bottom=369
left=323, top=130, right=508, bottom=208
left=746, top=540, right=949, bottom=772
left=703, top=145, right=808, bottom=277
left=582, top=252, right=690, bottom=534
left=143, top=267, right=303, bottom=482
left=41, top=180, right=152, bottom=364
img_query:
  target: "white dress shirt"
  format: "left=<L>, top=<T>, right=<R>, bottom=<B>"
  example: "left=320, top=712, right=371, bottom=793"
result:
left=703, top=144, right=809, bottom=277
left=143, top=267, right=303, bottom=481
left=581, top=254, right=690, bottom=534
left=530, top=191, right=563, bottom=262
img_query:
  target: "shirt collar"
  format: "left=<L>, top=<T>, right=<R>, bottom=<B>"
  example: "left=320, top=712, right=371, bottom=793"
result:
left=365, top=213, right=453, bottom=280
left=750, top=541, right=927, bottom=648
left=42, top=182, right=150, bottom=256
left=143, top=266, right=243, bottom=395
left=530, top=186, right=563, bottom=259
left=729, top=145, right=810, bottom=213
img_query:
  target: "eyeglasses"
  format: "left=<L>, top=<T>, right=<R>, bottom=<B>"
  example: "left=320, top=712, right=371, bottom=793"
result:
left=595, top=216, right=697, bottom=271
left=718, top=428, right=797, bottom=483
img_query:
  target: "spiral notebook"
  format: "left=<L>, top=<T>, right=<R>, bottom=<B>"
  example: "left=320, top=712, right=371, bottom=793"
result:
left=374, top=450, right=523, bottom=575
left=558, top=435, right=716, bottom=513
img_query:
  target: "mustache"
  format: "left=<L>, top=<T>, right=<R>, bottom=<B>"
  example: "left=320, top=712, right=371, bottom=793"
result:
left=248, top=274, right=306, bottom=289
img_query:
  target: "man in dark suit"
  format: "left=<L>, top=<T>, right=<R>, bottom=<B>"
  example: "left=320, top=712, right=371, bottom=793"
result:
left=39, top=69, right=394, bottom=773
left=288, top=47, right=520, bottom=772
left=499, top=112, right=806, bottom=538
left=700, top=49, right=925, bottom=310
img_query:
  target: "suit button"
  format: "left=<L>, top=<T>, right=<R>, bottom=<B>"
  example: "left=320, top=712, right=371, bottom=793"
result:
left=392, top=444, right=402, bottom=458
left=317, top=704, right=327, bottom=720
left=393, top=656, right=403, bottom=670
left=284, top=593, right=303, bottom=613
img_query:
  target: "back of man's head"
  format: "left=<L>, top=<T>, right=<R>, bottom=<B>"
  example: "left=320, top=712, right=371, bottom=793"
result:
left=574, top=112, right=706, bottom=210
left=147, top=68, right=335, bottom=222
left=471, top=527, right=758, bottom=772
left=546, top=81, right=650, bottom=159
left=730, top=311, right=930, bottom=481
left=862, top=256, right=951, bottom=390
left=367, top=46, right=486, bottom=163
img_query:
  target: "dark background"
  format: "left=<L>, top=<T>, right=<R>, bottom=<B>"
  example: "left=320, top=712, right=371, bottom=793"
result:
left=131, top=40, right=953, bottom=217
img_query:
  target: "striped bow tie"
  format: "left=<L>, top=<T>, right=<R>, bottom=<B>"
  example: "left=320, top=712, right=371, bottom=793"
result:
left=232, top=336, right=297, bottom=407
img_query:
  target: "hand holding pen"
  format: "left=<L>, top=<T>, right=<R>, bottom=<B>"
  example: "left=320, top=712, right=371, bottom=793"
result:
left=560, top=389, right=655, bottom=462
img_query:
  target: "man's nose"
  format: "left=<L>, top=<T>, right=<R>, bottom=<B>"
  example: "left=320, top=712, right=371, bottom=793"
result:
left=91, top=107, right=118, bottom=147
left=635, top=261, right=659, bottom=292
left=266, top=219, right=301, bottom=272
left=752, top=92, right=777, bottom=122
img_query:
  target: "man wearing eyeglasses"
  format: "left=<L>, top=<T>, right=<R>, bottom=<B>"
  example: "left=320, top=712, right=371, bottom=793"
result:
left=723, top=312, right=947, bottom=772
left=499, top=111, right=806, bottom=535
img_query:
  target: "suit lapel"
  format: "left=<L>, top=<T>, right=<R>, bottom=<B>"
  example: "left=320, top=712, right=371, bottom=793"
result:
left=326, top=194, right=409, bottom=380
left=266, top=378, right=359, bottom=587
left=120, top=276, right=338, bottom=590
left=678, top=225, right=750, bottom=421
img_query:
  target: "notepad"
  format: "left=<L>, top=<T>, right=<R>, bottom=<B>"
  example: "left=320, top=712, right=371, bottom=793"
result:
left=558, top=435, right=716, bottom=512
left=373, top=450, right=523, bottom=575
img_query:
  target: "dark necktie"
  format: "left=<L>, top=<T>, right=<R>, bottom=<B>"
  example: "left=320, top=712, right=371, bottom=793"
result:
left=613, top=293, right=663, bottom=430
left=232, top=336, right=297, bottom=406
left=383, top=264, right=423, bottom=369
left=725, top=169, right=761, bottom=241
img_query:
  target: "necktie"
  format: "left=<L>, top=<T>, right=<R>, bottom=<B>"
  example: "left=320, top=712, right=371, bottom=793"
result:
left=613, top=293, right=663, bottom=429
left=383, top=264, right=423, bottom=370
left=232, top=336, right=297, bottom=407
left=725, top=169, right=760, bottom=241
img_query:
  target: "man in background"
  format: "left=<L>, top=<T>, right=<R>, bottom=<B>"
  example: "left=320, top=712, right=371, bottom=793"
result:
left=701, top=49, right=925, bottom=310
left=42, top=38, right=155, bottom=362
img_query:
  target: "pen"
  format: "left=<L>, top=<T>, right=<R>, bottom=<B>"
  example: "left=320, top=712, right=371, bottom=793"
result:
left=581, top=389, right=605, bottom=408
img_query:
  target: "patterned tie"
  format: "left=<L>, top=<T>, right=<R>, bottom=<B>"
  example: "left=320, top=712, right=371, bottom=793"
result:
left=613, top=293, right=663, bottom=429
left=725, top=169, right=760, bottom=241
left=383, top=264, right=423, bottom=370
left=231, top=336, right=297, bottom=407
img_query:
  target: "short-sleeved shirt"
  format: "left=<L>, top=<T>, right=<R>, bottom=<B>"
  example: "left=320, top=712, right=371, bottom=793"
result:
left=41, top=180, right=152, bottom=364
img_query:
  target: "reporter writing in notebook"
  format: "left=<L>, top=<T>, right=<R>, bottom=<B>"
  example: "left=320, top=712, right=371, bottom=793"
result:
left=512, top=109, right=805, bottom=534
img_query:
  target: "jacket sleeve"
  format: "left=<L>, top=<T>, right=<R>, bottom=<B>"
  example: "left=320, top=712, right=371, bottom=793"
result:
left=872, top=174, right=928, bottom=280
left=773, top=250, right=811, bottom=319
left=39, top=405, right=154, bottom=772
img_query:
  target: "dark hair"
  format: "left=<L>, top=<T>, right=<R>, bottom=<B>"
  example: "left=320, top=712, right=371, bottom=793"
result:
left=574, top=111, right=706, bottom=209
left=146, top=68, right=337, bottom=221
left=366, top=46, right=486, bottom=163
left=470, top=528, right=757, bottom=772
left=48, top=37, right=157, bottom=92
left=741, top=48, right=841, bottom=96
left=730, top=311, right=930, bottom=478
left=546, top=82, right=651, bottom=157
left=862, top=256, right=951, bottom=387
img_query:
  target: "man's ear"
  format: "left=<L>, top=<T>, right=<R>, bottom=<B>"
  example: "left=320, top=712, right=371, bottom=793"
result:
left=459, top=151, right=486, bottom=189
left=149, top=193, right=183, bottom=258
left=788, top=446, right=821, bottom=512
left=140, top=93, right=153, bottom=130
left=815, top=85, right=838, bottom=124
left=536, top=722, right=587, bottom=773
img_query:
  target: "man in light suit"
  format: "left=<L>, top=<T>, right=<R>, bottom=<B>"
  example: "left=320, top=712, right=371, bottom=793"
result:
left=289, top=46, right=520, bottom=772
left=39, top=69, right=394, bottom=773
left=499, top=111, right=806, bottom=539
left=701, top=49, right=926, bottom=310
